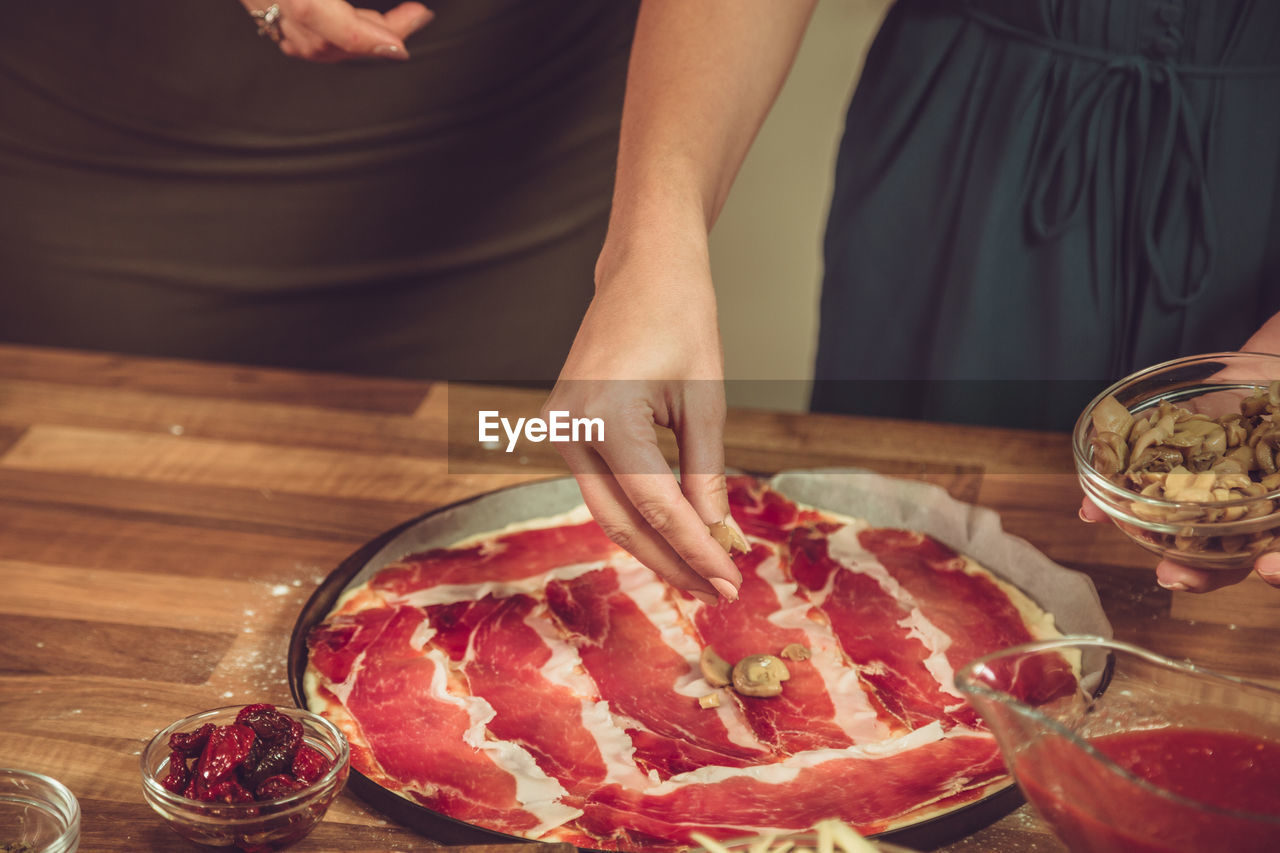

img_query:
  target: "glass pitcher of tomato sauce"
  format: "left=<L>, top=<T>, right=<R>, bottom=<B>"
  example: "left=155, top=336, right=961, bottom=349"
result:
left=954, top=637, right=1280, bottom=853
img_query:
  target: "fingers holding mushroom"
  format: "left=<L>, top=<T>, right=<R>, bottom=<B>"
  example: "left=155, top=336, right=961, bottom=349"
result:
left=708, top=519, right=750, bottom=555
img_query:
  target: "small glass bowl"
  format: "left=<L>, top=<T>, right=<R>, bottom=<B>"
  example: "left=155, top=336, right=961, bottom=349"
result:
left=0, top=768, right=80, bottom=853
left=140, top=705, right=349, bottom=853
left=1074, top=352, right=1280, bottom=570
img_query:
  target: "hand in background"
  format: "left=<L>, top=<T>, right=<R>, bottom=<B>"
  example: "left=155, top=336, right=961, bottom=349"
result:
left=238, top=0, right=433, bottom=62
left=544, top=238, right=743, bottom=604
left=1078, top=497, right=1276, bottom=592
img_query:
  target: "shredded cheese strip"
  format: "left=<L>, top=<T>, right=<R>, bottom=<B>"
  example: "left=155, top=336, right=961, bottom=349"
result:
left=691, top=819, right=880, bottom=853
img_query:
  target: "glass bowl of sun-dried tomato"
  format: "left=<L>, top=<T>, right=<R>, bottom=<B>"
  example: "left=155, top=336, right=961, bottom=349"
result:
left=140, top=703, right=349, bottom=853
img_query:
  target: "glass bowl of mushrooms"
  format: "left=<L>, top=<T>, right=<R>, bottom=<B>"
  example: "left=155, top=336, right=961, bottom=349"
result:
left=1074, top=352, right=1280, bottom=570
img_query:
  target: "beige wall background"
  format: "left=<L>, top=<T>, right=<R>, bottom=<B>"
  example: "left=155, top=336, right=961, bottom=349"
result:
left=710, top=0, right=892, bottom=412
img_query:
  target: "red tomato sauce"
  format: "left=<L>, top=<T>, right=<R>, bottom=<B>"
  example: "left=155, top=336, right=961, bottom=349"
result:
left=1015, top=728, right=1280, bottom=853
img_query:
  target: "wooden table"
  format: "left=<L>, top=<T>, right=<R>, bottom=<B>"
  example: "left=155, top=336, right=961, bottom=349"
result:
left=3, top=343, right=1278, bottom=852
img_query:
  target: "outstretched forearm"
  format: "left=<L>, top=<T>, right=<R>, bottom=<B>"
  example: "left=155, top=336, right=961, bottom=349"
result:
left=602, top=0, right=817, bottom=272
left=549, top=2, right=815, bottom=598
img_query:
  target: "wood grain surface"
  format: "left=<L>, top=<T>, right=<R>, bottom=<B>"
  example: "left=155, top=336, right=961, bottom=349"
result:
left=3, top=343, right=1278, bottom=852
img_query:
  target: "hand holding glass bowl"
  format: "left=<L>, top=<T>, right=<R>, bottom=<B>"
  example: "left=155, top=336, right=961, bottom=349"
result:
left=1075, top=352, right=1280, bottom=591
left=140, top=704, right=349, bottom=853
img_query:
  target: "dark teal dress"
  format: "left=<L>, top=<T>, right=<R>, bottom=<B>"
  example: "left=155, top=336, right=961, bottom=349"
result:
left=811, top=0, right=1280, bottom=429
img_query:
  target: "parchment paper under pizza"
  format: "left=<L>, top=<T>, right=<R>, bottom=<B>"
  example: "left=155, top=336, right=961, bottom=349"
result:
left=303, top=471, right=1111, bottom=850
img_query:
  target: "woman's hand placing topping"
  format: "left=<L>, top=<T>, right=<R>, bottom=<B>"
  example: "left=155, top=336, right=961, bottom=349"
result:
left=543, top=232, right=743, bottom=605
left=238, top=0, right=433, bottom=62
left=542, top=0, right=814, bottom=603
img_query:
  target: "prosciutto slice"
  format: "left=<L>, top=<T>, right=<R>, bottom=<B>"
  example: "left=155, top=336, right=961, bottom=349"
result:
left=790, top=525, right=978, bottom=730
left=546, top=566, right=773, bottom=777
left=853, top=528, right=1077, bottom=706
left=577, top=728, right=1008, bottom=847
left=371, top=520, right=621, bottom=596
left=306, top=477, right=1074, bottom=850
left=307, top=604, right=577, bottom=836
left=727, top=477, right=828, bottom=542
left=428, top=594, right=641, bottom=795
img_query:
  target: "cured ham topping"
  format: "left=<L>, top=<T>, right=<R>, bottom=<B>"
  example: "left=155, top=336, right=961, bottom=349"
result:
left=545, top=566, right=774, bottom=777
left=371, top=518, right=621, bottom=598
left=306, top=476, right=1071, bottom=850
left=576, top=726, right=1008, bottom=847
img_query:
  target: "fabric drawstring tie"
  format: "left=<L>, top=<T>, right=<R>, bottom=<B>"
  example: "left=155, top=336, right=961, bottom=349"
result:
left=963, top=1, right=1280, bottom=372
left=1025, top=56, right=1214, bottom=310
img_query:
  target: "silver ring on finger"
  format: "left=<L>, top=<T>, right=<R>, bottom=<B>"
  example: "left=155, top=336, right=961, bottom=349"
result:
left=249, top=4, right=284, bottom=43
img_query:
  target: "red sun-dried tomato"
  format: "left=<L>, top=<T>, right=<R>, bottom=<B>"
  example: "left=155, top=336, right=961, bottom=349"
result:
left=291, top=744, right=332, bottom=785
left=162, top=704, right=333, bottom=805
left=198, top=723, right=256, bottom=784
left=254, top=774, right=308, bottom=800
left=161, top=749, right=194, bottom=794
left=242, top=740, right=296, bottom=790
left=202, top=777, right=256, bottom=804
left=168, top=722, right=216, bottom=758
left=236, top=704, right=294, bottom=744
left=234, top=703, right=276, bottom=724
